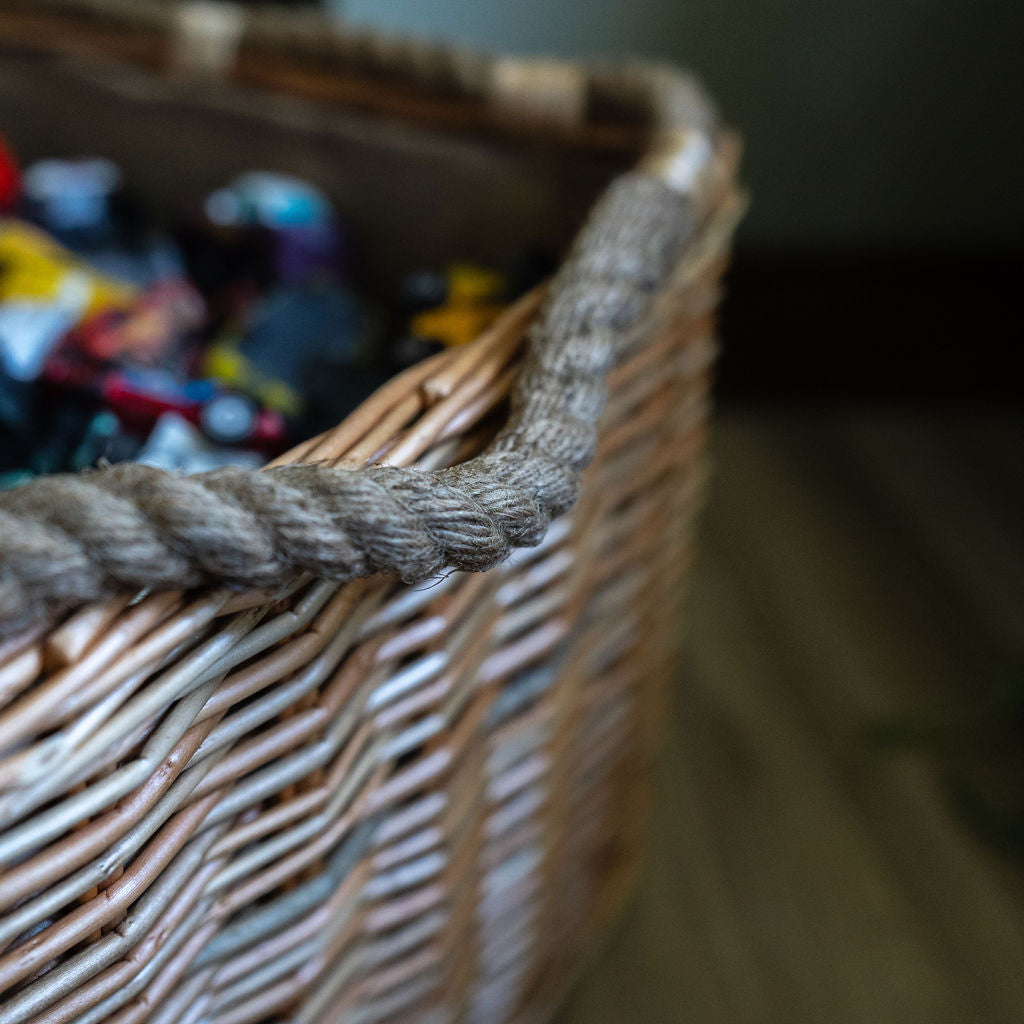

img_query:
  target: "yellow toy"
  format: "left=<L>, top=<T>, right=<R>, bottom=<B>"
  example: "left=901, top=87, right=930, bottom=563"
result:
left=0, top=219, right=136, bottom=316
left=200, top=338, right=303, bottom=417
left=0, top=219, right=137, bottom=379
left=409, top=262, right=507, bottom=347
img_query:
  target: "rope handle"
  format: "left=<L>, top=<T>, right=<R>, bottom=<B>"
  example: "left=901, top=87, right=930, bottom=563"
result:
left=0, top=19, right=725, bottom=641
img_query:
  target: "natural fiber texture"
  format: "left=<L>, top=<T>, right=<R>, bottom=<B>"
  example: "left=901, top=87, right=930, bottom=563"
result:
left=0, top=7, right=742, bottom=1022
left=0, top=175, right=690, bottom=640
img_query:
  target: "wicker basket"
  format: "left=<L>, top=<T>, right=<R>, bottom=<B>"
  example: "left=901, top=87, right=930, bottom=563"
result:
left=0, top=3, right=742, bottom=1022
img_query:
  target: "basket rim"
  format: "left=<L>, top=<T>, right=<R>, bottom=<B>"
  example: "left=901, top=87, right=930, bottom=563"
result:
left=0, top=0, right=737, bottom=643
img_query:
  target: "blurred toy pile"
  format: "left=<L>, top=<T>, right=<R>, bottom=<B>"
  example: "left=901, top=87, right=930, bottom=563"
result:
left=0, top=135, right=524, bottom=484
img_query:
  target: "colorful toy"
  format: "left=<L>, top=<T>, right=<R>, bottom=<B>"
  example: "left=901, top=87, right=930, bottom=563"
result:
left=21, top=157, right=123, bottom=246
left=202, top=283, right=366, bottom=424
left=0, top=145, right=526, bottom=484
left=180, top=171, right=347, bottom=314
left=68, top=410, right=140, bottom=471
left=0, top=135, right=20, bottom=213
left=0, top=219, right=136, bottom=381
left=100, top=370, right=287, bottom=451
left=137, top=412, right=265, bottom=474
left=54, top=278, right=205, bottom=369
left=405, top=262, right=507, bottom=348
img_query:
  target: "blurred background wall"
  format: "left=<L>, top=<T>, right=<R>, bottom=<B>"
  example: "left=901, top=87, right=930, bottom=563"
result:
left=329, top=0, right=1024, bottom=401
left=335, top=0, right=1023, bottom=250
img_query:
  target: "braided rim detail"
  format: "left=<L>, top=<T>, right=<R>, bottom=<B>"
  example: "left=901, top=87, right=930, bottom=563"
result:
left=0, top=19, right=715, bottom=640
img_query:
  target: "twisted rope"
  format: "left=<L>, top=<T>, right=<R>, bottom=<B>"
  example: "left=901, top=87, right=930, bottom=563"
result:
left=0, top=174, right=694, bottom=639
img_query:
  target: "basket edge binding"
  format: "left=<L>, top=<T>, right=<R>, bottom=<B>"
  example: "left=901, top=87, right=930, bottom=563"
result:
left=0, top=3, right=731, bottom=643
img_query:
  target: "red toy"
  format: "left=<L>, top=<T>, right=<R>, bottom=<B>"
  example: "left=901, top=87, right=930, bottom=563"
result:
left=0, top=135, right=20, bottom=212
left=101, top=370, right=287, bottom=451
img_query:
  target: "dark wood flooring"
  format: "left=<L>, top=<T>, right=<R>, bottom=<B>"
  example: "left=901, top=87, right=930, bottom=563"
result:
left=558, top=407, right=1024, bottom=1024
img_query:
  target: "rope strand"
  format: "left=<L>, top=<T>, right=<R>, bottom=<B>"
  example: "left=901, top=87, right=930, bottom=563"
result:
left=0, top=169, right=695, bottom=640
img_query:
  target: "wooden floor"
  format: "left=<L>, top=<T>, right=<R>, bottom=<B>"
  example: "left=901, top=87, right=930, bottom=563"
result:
left=557, top=407, right=1024, bottom=1024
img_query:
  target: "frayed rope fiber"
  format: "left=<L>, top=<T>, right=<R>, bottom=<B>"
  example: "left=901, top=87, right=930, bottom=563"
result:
left=0, top=174, right=693, bottom=640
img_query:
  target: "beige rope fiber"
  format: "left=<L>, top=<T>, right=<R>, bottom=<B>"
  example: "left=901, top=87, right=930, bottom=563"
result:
left=0, top=175, right=693, bottom=640
left=0, top=0, right=721, bottom=641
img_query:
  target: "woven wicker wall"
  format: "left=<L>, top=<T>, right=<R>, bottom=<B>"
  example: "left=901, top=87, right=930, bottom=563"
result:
left=0, top=5, right=741, bottom=1020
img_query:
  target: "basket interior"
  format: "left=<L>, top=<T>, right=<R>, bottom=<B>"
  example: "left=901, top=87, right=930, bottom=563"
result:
left=0, top=46, right=637, bottom=299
